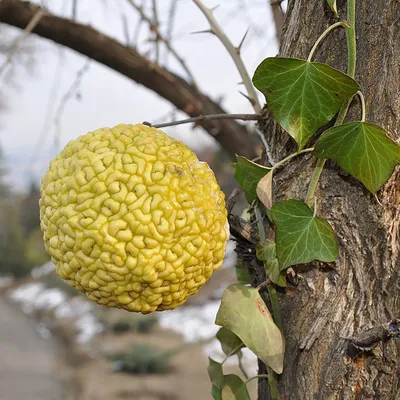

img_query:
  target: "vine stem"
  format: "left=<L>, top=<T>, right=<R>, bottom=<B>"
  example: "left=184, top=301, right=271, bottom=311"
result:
left=143, top=113, right=261, bottom=129
left=245, top=374, right=269, bottom=385
left=238, top=353, right=249, bottom=380
left=305, top=0, right=357, bottom=207
left=357, top=91, right=366, bottom=122
left=254, top=206, right=281, bottom=400
left=307, top=21, right=347, bottom=62
left=272, top=147, right=314, bottom=171
left=221, top=343, right=243, bottom=365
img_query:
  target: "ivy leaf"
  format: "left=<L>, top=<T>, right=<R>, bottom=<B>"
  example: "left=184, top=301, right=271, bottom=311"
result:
left=221, top=374, right=250, bottom=400
left=208, top=358, right=224, bottom=400
left=252, top=58, right=360, bottom=149
left=212, top=385, right=223, bottom=400
left=327, top=0, right=339, bottom=17
left=235, top=264, right=250, bottom=285
left=233, top=156, right=271, bottom=203
left=256, top=171, right=274, bottom=209
left=216, top=327, right=244, bottom=356
left=270, top=200, right=338, bottom=270
left=215, top=284, right=284, bottom=374
left=256, top=240, right=286, bottom=287
left=314, top=122, right=400, bottom=194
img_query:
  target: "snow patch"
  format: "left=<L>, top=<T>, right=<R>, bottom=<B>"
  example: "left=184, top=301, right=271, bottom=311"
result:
left=9, top=282, right=103, bottom=344
left=31, top=262, right=55, bottom=278
left=159, top=300, right=257, bottom=375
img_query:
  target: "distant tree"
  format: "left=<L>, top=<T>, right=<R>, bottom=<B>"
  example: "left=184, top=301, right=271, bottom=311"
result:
left=0, top=146, right=27, bottom=277
left=19, top=180, right=41, bottom=237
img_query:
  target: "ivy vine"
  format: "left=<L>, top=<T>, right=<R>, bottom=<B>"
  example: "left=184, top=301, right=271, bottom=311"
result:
left=207, top=0, right=400, bottom=399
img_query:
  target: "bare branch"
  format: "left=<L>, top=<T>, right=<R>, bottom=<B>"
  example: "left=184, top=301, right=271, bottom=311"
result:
left=151, top=0, right=159, bottom=64
left=126, top=0, right=197, bottom=85
left=143, top=113, right=261, bottom=129
left=270, top=0, right=284, bottom=42
left=29, top=48, right=65, bottom=167
left=132, top=0, right=144, bottom=48
left=54, top=58, right=91, bottom=146
left=192, top=0, right=262, bottom=113
left=71, top=0, right=77, bottom=20
left=0, top=0, right=257, bottom=158
left=165, top=0, right=178, bottom=65
left=0, top=8, right=45, bottom=77
left=121, top=13, right=131, bottom=45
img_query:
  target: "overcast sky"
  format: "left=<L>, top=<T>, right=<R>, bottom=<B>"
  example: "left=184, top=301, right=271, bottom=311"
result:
left=0, top=0, right=280, bottom=192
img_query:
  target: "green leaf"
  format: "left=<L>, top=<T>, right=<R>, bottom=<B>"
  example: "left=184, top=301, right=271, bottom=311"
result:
left=215, top=284, right=284, bottom=374
left=327, top=0, right=339, bottom=17
left=212, top=385, right=223, bottom=400
left=256, top=240, right=286, bottom=287
left=216, top=327, right=244, bottom=356
left=235, top=265, right=250, bottom=285
left=314, top=122, right=400, bottom=194
left=252, top=58, right=360, bottom=149
left=221, top=374, right=250, bottom=400
left=233, top=156, right=271, bottom=203
left=208, top=358, right=224, bottom=399
left=270, top=200, right=338, bottom=270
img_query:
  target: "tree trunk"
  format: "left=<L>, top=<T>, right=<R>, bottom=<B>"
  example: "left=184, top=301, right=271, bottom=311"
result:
left=256, top=0, right=400, bottom=398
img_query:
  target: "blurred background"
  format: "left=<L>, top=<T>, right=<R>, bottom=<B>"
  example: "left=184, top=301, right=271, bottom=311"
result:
left=0, top=0, right=284, bottom=399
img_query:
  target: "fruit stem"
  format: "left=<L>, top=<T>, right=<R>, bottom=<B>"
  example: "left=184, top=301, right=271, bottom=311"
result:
left=245, top=374, right=269, bottom=385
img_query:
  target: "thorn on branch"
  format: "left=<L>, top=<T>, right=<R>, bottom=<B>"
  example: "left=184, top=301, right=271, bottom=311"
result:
left=192, top=0, right=262, bottom=113
left=237, top=28, right=250, bottom=54
left=191, top=29, right=215, bottom=35
left=239, top=91, right=256, bottom=107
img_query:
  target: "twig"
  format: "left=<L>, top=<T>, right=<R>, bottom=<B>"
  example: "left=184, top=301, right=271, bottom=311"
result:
left=226, top=187, right=242, bottom=214
left=29, top=49, right=65, bottom=168
left=53, top=58, right=91, bottom=146
left=192, top=0, right=262, bottom=113
left=72, top=0, right=78, bottom=19
left=270, top=0, right=284, bottom=42
left=126, top=0, right=197, bottom=85
left=0, top=9, right=45, bottom=77
left=165, top=0, right=178, bottom=65
left=151, top=0, right=160, bottom=64
left=132, top=0, right=145, bottom=48
left=121, top=13, right=131, bottom=45
left=143, top=113, right=261, bottom=129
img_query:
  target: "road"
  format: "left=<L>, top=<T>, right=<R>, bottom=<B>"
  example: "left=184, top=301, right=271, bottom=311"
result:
left=0, top=298, right=62, bottom=400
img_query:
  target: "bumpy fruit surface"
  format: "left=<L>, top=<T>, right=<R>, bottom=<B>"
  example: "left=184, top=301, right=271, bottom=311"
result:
left=40, top=124, right=228, bottom=313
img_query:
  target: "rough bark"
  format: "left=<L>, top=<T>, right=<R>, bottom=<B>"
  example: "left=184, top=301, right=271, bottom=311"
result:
left=256, top=0, right=400, bottom=399
left=0, top=0, right=257, bottom=159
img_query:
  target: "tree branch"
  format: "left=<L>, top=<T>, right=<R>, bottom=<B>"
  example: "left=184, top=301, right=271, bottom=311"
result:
left=125, top=0, right=197, bottom=85
left=192, top=0, right=262, bottom=113
left=144, top=113, right=261, bottom=129
left=0, top=8, right=45, bottom=77
left=0, top=0, right=257, bottom=159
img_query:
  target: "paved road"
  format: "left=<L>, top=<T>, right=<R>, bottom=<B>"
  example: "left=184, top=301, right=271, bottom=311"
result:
left=0, top=298, right=62, bottom=400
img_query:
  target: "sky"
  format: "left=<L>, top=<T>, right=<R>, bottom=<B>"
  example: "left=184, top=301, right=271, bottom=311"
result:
left=0, top=0, right=280, bottom=192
